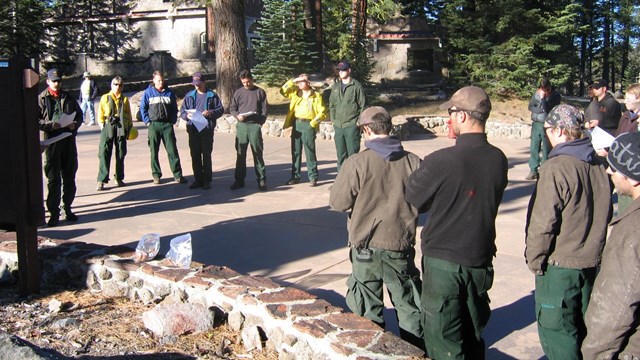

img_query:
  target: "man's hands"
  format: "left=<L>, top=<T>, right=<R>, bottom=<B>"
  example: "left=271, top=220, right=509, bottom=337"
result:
left=585, top=119, right=600, bottom=130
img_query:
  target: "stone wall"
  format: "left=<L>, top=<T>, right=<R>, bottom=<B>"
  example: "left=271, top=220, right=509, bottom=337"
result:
left=210, top=114, right=532, bottom=141
left=0, top=233, right=425, bottom=360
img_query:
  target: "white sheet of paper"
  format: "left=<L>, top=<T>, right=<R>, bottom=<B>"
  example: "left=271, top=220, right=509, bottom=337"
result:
left=40, top=132, right=72, bottom=146
left=57, top=111, right=76, bottom=128
left=239, top=111, right=256, bottom=117
left=188, top=110, right=208, bottom=132
left=590, top=126, right=616, bottom=150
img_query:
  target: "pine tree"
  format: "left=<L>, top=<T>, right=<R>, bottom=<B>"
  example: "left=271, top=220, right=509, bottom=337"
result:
left=0, top=0, right=45, bottom=58
left=252, top=0, right=318, bottom=86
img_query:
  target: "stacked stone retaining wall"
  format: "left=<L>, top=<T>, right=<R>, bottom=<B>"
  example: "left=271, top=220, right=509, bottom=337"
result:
left=0, top=233, right=425, bottom=360
left=209, top=115, right=532, bottom=141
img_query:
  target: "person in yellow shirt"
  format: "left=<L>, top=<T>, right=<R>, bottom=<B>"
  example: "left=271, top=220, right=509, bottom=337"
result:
left=280, top=74, right=327, bottom=186
left=96, top=76, right=133, bottom=190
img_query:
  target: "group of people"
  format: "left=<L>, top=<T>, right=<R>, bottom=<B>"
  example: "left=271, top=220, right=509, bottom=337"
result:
left=38, top=63, right=640, bottom=358
left=38, top=61, right=366, bottom=226
left=523, top=76, right=640, bottom=360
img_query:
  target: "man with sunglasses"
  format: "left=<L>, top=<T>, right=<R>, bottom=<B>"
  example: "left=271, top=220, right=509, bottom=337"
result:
left=405, top=86, right=508, bottom=359
left=38, top=69, right=83, bottom=227
left=96, top=77, right=133, bottom=191
left=525, top=104, right=612, bottom=359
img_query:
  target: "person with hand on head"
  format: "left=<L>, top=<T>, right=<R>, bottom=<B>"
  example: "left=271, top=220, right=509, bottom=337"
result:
left=280, top=74, right=326, bottom=187
left=229, top=70, right=268, bottom=191
left=405, top=86, right=508, bottom=359
left=96, top=76, right=133, bottom=191
left=38, top=69, right=84, bottom=227
left=525, top=104, right=612, bottom=360
left=582, top=131, right=640, bottom=360
left=526, top=77, right=561, bottom=180
left=330, top=106, right=424, bottom=351
left=139, top=71, right=186, bottom=185
left=179, top=72, right=224, bottom=190
left=79, top=71, right=99, bottom=126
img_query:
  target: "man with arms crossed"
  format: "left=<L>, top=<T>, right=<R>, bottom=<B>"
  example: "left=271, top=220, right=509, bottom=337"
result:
left=405, top=86, right=508, bottom=359
left=330, top=106, right=423, bottom=350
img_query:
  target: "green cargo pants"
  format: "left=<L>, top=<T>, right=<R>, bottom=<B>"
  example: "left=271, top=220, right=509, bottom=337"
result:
left=234, top=122, right=266, bottom=183
left=291, top=119, right=318, bottom=181
left=334, top=123, right=361, bottom=172
left=44, top=135, right=78, bottom=217
left=421, top=256, right=493, bottom=360
left=147, top=121, right=183, bottom=179
left=97, top=127, right=127, bottom=183
left=346, top=247, right=423, bottom=350
left=535, top=265, right=596, bottom=360
left=528, top=121, right=550, bottom=172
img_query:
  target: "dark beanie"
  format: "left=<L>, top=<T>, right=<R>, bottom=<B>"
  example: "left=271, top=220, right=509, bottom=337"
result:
left=608, top=132, right=640, bottom=181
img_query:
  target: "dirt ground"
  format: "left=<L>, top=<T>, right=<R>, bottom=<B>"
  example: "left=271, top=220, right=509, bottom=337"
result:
left=0, top=283, right=278, bottom=359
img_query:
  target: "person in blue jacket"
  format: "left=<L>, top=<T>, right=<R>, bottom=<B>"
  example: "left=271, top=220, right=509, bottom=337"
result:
left=139, top=71, right=186, bottom=185
left=179, top=72, right=224, bottom=190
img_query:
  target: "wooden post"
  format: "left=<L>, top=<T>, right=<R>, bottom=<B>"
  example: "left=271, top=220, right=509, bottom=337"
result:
left=0, top=56, right=45, bottom=295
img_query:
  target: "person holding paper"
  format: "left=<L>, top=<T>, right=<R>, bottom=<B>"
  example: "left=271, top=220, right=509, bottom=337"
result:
left=96, top=76, right=133, bottom=191
left=140, top=71, right=187, bottom=185
left=585, top=78, right=621, bottom=136
left=229, top=70, right=268, bottom=191
left=525, top=104, right=612, bottom=359
left=37, top=69, right=83, bottom=227
left=179, top=72, right=224, bottom=190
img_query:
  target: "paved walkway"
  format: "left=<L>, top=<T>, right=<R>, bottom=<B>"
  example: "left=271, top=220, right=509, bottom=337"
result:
left=39, top=122, right=544, bottom=359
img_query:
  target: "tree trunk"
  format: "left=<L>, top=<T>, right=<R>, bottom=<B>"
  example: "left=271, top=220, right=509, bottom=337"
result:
left=303, top=0, right=323, bottom=69
left=351, top=0, right=366, bottom=43
left=206, top=6, right=215, bottom=59
left=602, top=1, right=610, bottom=82
left=210, top=0, right=247, bottom=111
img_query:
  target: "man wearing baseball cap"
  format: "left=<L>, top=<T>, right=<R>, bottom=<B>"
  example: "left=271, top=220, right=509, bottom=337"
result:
left=330, top=106, right=423, bottom=351
left=585, top=78, right=621, bottom=135
left=582, top=131, right=640, bottom=359
left=329, top=60, right=366, bottom=172
left=405, top=86, right=508, bottom=358
left=525, top=104, right=612, bottom=359
left=38, top=69, right=84, bottom=227
left=179, top=72, right=224, bottom=190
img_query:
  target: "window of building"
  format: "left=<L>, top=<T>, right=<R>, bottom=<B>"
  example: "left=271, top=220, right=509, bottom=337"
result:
left=407, top=49, right=434, bottom=72
left=200, top=33, right=207, bottom=55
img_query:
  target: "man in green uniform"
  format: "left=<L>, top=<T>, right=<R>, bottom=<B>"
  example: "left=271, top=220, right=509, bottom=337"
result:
left=139, top=71, right=186, bottom=185
left=38, top=69, right=84, bottom=227
left=329, top=60, right=366, bottom=172
left=229, top=70, right=268, bottom=191
left=330, top=106, right=423, bottom=351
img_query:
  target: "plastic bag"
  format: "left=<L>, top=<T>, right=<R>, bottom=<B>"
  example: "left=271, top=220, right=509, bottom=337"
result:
left=134, top=233, right=160, bottom=262
left=166, top=233, right=192, bottom=268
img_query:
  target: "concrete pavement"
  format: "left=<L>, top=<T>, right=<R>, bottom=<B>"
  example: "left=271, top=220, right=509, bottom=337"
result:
left=39, top=122, right=545, bottom=359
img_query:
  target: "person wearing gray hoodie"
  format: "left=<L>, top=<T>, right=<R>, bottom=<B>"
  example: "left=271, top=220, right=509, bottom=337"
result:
left=525, top=104, right=612, bottom=360
left=329, top=106, right=423, bottom=352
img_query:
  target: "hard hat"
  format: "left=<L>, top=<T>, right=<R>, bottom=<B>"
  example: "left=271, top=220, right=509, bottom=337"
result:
left=128, top=127, right=138, bottom=140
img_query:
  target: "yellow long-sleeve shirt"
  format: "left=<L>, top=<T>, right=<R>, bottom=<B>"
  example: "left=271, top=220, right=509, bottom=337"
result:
left=280, top=80, right=326, bottom=130
left=97, top=91, right=133, bottom=130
